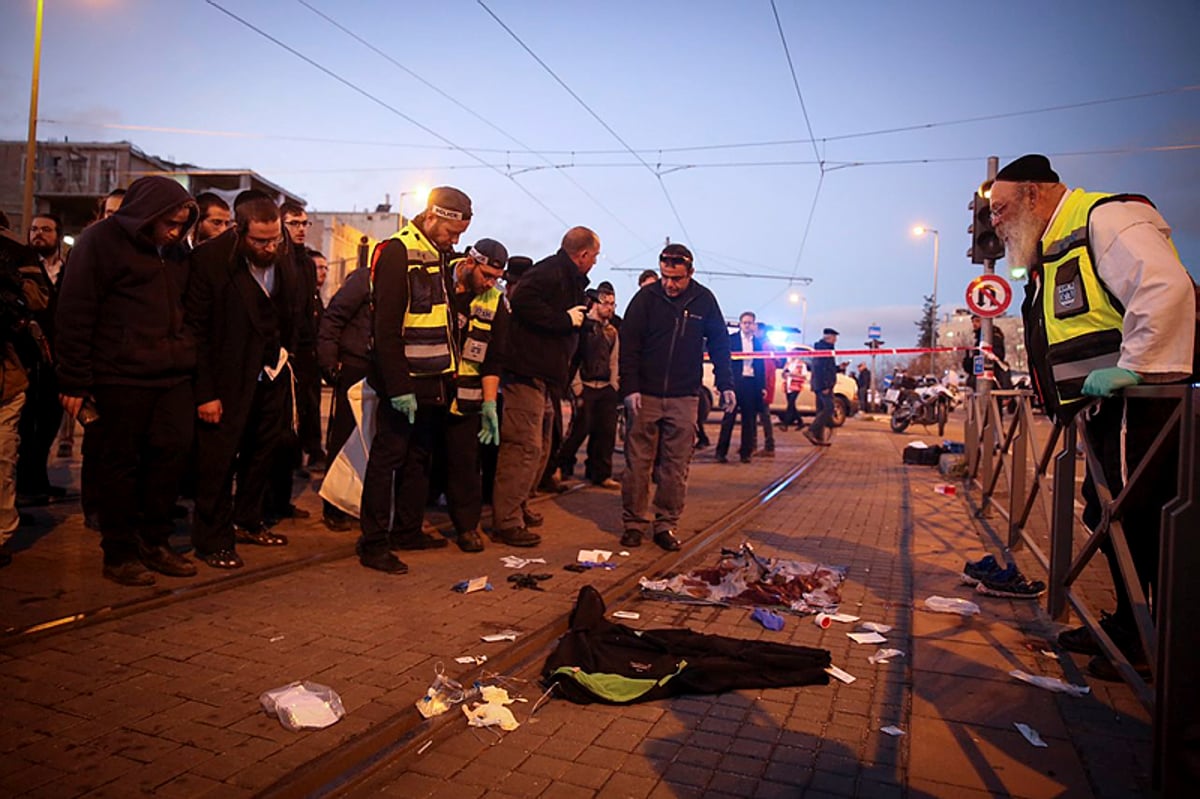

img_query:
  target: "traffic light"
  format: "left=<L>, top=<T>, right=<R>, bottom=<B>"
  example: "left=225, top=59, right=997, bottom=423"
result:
left=968, top=182, right=1005, bottom=264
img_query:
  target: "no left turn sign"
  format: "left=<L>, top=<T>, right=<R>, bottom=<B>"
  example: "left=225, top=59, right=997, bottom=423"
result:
left=965, top=274, right=1012, bottom=318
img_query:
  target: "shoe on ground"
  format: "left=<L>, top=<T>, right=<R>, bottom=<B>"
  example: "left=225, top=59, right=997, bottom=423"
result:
left=457, top=528, right=485, bottom=553
left=199, top=548, right=243, bottom=569
left=653, top=530, right=682, bottom=551
left=140, top=544, right=198, bottom=577
left=491, top=526, right=542, bottom=548
left=961, top=554, right=1004, bottom=586
left=739, top=454, right=752, bottom=464
left=322, top=514, right=354, bottom=533
left=234, top=523, right=288, bottom=547
left=715, top=453, right=728, bottom=463
left=389, top=531, right=448, bottom=551
left=359, top=548, right=409, bottom=574
left=522, top=508, right=544, bottom=528
left=974, top=564, right=1045, bottom=599
left=620, top=529, right=643, bottom=548
left=1058, top=610, right=1137, bottom=657
left=103, top=560, right=156, bottom=587
left=760, top=449, right=775, bottom=458
left=594, top=478, right=621, bottom=489
left=803, top=429, right=824, bottom=447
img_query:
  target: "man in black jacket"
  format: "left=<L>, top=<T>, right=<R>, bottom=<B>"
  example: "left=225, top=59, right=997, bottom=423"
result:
left=716, top=311, right=766, bottom=464
left=491, top=227, right=597, bottom=547
left=619, top=244, right=734, bottom=550
left=357, top=187, right=472, bottom=573
left=805, top=328, right=839, bottom=447
left=56, top=176, right=199, bottom=586
left=556, top=281, right=620, bottom=486
left=316, top=264, right=371, bottom=531
left=186, top=197, right=305, bottom=570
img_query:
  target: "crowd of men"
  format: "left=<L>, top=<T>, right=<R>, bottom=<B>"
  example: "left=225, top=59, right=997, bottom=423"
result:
left=1, top=153, right=1194, bottom=692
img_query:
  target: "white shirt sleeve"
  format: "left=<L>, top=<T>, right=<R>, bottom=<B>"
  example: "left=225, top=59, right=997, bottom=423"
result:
left=1089, top=201, right=1195, bottom=380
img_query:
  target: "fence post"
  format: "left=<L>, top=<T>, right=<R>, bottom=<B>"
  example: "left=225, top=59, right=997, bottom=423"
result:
left=1007, top=398, right=1028, bottom=549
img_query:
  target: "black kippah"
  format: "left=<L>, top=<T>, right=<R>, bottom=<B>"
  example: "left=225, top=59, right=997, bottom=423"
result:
left=996, top=154, right=1060, bottom=183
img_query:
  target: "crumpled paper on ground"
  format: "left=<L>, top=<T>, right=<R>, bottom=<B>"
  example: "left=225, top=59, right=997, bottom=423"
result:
left=1009, top=669, right=1090, bottom=697
left=463, top=686, right=520, bottom=731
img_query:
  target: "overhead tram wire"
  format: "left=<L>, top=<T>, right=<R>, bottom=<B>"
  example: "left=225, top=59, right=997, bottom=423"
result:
left=476, top=0, right=697, bottom=249
left=202, top=0, right=569, bottom=226
left=294, top=0, right=653, bottom=249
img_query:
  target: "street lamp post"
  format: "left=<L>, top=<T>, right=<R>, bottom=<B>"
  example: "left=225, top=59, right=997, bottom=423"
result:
left=913, top=226, right=941, bottom=373
left=21, top=0, right=46, bottom=233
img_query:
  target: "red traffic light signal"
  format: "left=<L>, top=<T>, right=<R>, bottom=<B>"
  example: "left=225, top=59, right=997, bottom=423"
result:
left=968, top=184, right=1005, bottom=264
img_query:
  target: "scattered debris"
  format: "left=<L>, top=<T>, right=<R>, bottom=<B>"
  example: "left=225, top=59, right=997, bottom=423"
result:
left=751, top=607, right=786, bottom=631
left=848, top=631, right=888, bottom=645
left=923, top=596, right=981, bottom=616
left=481, top=630, right=521, bottom=643
left=827, top=612, right=860, bottom=623
left=618, top=551, right=631, bottom=557
left=1040, top=650, right=1059, bottom=660
left=501, top=556, right=547, bottom=569
left=463, top=693, right=520, bottom=731
left=455, top=655, right=488, bottom=665
left=452, top=576, right=491, bottom=593
left=611, top=610, right=641, bottom=620
left=933, top=483, right=957, bottom=496
left=880, top=725, right=906, bottom=737
left=868, top=648, right=906, bottom=665
left=1009, top=669, right=1090, bottom=697
left=260, top=681, right=345, bottom=730
left=825, top=664, right=856, bottom=684
left=577, top=549, right=612, bottom=563
left=268, top=635, right=286, bottom=643
left=859, top=622, right=892, bottom=634
left=1014, top=722, right=1048, bottom=748
left=417, top=740, right=434, bottom=755
left=508, top=573, right=552, bottom=591
left=814, top=613, right=833, bottom=629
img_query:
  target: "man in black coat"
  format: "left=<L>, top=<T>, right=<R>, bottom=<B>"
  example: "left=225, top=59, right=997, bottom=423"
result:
left=185, top=197, right=305, bottom=570
left=805, top=328, right=839, bottom=447
left=491, top=227, right=597, bottom=547
left=56, top=176, right=199, bottom=586
left=716, top=311, right=766, bottom=464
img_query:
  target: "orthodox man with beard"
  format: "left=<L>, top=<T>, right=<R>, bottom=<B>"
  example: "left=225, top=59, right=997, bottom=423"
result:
left=990, top=154, right=1196, bottom=681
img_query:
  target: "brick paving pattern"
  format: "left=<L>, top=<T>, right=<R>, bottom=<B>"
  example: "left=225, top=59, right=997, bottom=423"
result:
left=0, top=413, right=1153, bottom=797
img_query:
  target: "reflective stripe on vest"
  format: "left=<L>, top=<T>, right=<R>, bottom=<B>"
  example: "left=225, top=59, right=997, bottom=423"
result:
left=1039, top=189, right=1126, bottom=410
left=386, top=223, right=456, bottom=376
left=451, top=286, right=502, bottom=415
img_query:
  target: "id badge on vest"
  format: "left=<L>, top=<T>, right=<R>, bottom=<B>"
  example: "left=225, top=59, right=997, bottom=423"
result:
left=1052, top=257, right=1090, bottom=319
left=464, top=337, right=488, bottom=362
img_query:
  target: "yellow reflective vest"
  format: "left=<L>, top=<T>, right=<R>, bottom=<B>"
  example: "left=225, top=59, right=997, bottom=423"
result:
left=1037, top=188, right=1154, bottom=412
left=450, top=283, right=502, bottom=416
left=379, top=222, right=456, bottom=377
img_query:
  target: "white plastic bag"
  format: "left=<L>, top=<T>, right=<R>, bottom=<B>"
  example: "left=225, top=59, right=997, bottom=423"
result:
left=260, top=681, right=345, bottom=731
left=923, top=596, right=981, bottom=616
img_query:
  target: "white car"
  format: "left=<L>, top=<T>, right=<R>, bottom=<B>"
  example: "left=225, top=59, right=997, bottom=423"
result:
left=702, top=347, right=859, bottom=426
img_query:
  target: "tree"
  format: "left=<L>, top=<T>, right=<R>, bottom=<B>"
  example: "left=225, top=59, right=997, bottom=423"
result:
left=913, top=294, right=938, bottom=375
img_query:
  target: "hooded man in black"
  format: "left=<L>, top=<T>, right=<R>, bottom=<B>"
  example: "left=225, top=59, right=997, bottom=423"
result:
left=56, top=176, right=199, bottom=586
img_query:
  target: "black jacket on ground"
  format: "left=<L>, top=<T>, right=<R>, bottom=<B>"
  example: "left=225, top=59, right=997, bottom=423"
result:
left=318, top=266, right=372, bottom=377
left=619, top=279, right=733, bottom=398
left=502, top=248, right=589, bottom=389
left=543, top=586, right=831, bottom=704
left=185, top=229, right=305, bottom=436
left=56, top=176, right=197, bottom=393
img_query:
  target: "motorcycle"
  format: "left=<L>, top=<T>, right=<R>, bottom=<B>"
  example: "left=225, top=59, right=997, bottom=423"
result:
left=889, top=376, right=956, bottom=436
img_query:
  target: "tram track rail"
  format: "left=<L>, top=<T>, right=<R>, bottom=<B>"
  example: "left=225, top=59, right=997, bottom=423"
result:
left=255, top=447, right=826, bottom=799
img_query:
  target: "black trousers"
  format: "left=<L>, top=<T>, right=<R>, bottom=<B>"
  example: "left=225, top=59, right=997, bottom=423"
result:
left=295, top=364, right=323, bottom=457
left=1081, top=396, right=1178, bottom=626
left=193, top=375, right=291, bottom=556
left=810, top=387, right=835, bottom=440
left=395, top=407, right=482, bottom=537
left=716, top=377, right=761, bottom=459
left=16, top=360, right=63, bottom=495
left=558, top=385, right=619, bottom=482
left=321, top=364, right=368, bottom=520
left=781, top=391, right=801, bottom=428
left=91, top=382, right=194, bottom=565
left=540, top=387, right=564, bottom=484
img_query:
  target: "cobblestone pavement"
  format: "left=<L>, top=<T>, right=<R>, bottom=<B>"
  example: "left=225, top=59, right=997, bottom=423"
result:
left=0, top=413, right=1151, bottom=798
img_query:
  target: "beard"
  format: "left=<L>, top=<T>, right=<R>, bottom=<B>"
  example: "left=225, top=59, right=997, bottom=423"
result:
left=1000, top=212, right=1042, bottom=271
left=30, top=240, right=57, bottom=258
left=242, top=246, right=277, bottom=269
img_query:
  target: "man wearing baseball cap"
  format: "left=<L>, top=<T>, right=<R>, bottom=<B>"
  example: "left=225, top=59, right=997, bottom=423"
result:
left=357, top=186, right=473, bottom=573
left=805, top=328, right=839, bottom=447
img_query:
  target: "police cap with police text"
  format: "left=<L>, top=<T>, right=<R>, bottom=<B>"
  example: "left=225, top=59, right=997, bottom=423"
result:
left=427, top=186, right=473, bottom=221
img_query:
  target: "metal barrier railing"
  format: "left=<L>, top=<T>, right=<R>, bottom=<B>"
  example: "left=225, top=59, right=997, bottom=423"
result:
left=963, top=383, right=1199, bottom=796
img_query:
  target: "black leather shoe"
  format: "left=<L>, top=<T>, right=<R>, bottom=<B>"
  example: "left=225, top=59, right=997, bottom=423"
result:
left=234, top=524, right=288, bottom=546
left=715, top=453, right=728, bottom=463
left=620, top=529, right=643, bottom=548
left=739, top=454, right=752, bottom=464
left=491, top=527, right=542, bottom=547
left=140, top=545, right=198, bottom=577
left=653, top=530, right=682, bottom=551
left=103, top=560, right=156, bottom=586
left=457, top=528, right=485, bottom=553
left=522, top=508, right=544, bottom=528
left=322, top=514, right=354, bottom=533
left=359, top=549, right=409, bottom=574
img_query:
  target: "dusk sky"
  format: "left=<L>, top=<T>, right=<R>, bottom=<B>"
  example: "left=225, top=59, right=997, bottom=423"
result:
left=2, top=0, right=1197, bottom=348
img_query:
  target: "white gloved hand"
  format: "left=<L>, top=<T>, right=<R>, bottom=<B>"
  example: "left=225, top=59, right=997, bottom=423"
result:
left=722, top=389, right=736, bottom=413
left=567, top=305, right=587, bottom=327
left=624, top=392, right=642, bottom=415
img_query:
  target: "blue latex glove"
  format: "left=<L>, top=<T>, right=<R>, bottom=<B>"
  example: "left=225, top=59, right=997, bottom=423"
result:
left=390, top=393, right=418, bottom=424
left=478, top=400, right=500, bottom=445
left=1081, top=367, right=1141, bottom=398
left=751, top=607, right=785, bottom=631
